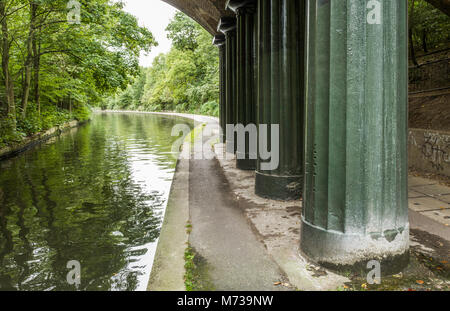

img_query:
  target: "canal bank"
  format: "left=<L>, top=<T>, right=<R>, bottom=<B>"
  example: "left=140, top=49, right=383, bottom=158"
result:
left=147, top=112, right=449, bottom=291
left=0, top=119, right=87, bottom=161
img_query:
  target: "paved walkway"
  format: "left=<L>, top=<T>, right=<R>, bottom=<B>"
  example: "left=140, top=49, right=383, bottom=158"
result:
left=187, top=118, right=290, bottom=291
left=408, top=175, right=450, bottom=227
left=188, top=156, right=291, bottom=290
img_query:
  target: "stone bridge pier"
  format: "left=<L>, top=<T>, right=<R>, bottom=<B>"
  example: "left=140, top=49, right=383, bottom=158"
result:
left=164, top=0, right=416, bottom=272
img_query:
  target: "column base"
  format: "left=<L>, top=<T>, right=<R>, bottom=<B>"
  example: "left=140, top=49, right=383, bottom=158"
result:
left=236, top=158, right=256, bottom=171
left=255, top=172, right=302, bottom=201
left=300, top=219, right=410, bottom=275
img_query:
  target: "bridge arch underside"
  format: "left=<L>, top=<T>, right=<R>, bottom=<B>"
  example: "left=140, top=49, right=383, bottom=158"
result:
left=161, top=0, right=230, bottom=34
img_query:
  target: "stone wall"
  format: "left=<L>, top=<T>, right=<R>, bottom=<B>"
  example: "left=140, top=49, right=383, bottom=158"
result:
left=0, top=120, right=82, bottom=161
left=409, top=128, right=450, bottom=176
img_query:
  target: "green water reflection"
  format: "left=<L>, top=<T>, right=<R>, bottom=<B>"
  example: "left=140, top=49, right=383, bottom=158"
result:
left=0, top=112, right=191, bottom=291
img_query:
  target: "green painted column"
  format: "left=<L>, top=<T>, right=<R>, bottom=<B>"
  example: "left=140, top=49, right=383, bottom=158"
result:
left=213, top=34, right=227, bottom=143
left=218, top=17, right=238, bottom=153
left=227, top=0, right=257, bottom=170
left=301, top=0, right=409, bottom=272
left=255, top=0, right=306, bottom=200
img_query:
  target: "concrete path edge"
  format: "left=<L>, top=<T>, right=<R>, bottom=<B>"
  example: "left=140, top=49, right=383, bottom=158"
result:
left=147, top=112, right=213, bottom=291
left=147, top=158, right=190, bottom=291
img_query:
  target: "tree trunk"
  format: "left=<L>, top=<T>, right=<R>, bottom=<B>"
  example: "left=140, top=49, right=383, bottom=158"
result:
left=422, top=30, right=428, bottom=53
left=409, top=1, right=418, bottom=66
left=33, top=26, right=41, bottom=116
left=409, top=28, right=418, bottom=66
left=21, top=3, right=38, bottom=119
left=0, top=1, right=16, bottom=127
left=69, top=94, right=72, bottom=116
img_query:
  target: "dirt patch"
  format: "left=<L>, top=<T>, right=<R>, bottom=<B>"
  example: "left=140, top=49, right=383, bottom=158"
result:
left=286, top=206, right=302, bottom=213
left=410, top=169, right=450, bottom=187
left=410, top=229, right=450, bottom=264
left=409, top=93, right=450, bottom=131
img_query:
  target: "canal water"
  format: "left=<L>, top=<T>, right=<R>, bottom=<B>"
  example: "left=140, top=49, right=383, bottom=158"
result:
left=0, top=112, right=191, bottom=291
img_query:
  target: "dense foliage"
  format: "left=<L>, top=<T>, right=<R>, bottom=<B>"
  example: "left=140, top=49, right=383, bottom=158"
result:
left=409, top=0, right=450, bottom=64
left=0, top=0, right=156, bottom=148
left=103, top=12, right=220, bottom=117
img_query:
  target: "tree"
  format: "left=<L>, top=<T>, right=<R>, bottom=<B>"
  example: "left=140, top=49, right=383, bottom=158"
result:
left=0, top=0, right=157, bottom=147
left=166, top=11, right=201, bottom=51
left=104, top=12, right=220, bottom=116
left=0, top=0, right=20, bottom=126
left=409, top=0, right=450, bottom=64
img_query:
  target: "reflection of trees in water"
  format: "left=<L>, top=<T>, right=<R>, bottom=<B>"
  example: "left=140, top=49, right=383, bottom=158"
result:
left=133, top=114, right=193, bottom=168
left=13, top=171, right=33, bottom=291
left=0, top=113, right=185, bottom=291
left=0, top=187, right=14, bottom=290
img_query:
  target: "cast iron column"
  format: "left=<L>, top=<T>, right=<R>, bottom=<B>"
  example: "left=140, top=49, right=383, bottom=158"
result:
left=218, top=17, right=238, bottom=153
left=255, top=0, right=306, bottom=200
left=213, top=34, right=227, bottom=143
left=301, top=0, right=409, bottom=272
left=227, top=0, right=257, bottom=170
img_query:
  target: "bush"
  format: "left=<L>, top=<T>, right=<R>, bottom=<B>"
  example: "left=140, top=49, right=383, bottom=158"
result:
left=72, top=103, right=91, bottom=122
left=40, top=105, right=70, bottom=130
left=17, top=104, right=42, bottom=136
left=200, top=100, right=219, bottom=117
left=0, top=118, right=25, bottom=148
